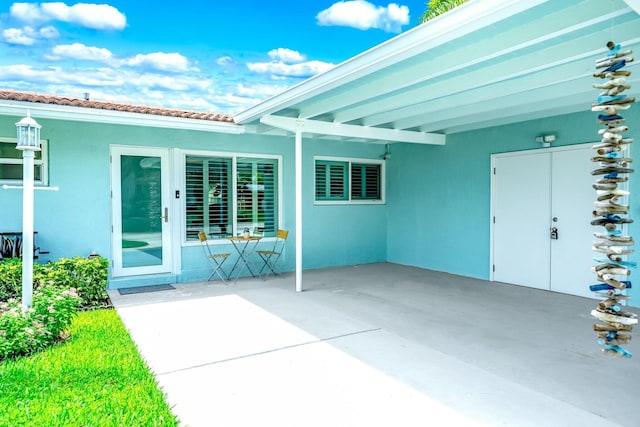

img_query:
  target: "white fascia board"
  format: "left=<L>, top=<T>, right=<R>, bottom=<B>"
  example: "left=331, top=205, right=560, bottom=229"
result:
left=624, top=0, right=640, bottom=14
left=261, top=115, right=445, bottom=145
left=234, top=0, right=550, bottom=124
left=0, top=101, right=244, bottom=135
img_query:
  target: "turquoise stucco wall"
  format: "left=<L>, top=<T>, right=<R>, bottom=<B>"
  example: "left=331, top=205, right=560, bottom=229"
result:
left=0, top=115, right=387, bottom=286
left=2, top=107, right=639, bottom=300
left=301, top=139, right=388, bottom=269
left=386, top=109, right=640, bottom=303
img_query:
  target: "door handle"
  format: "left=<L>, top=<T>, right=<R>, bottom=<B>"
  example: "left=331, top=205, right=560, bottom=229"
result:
left=550, top=227, right=558, bottom=240
left=162, top=207, right=169, bottom=223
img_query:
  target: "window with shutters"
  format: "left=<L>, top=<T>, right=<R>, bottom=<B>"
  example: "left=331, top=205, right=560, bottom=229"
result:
left=351, top=163, right=381, bottom=200
left=184, top=154, right=280, bottom=241
left=315, top=160, right=348, bottom=201
left=0, top=137, right=48, bottom=185
left=314, top=157, right=384, bottom=204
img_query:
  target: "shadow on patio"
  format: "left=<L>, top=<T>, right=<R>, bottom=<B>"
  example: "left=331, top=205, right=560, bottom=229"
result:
left=108, top=263, right=639, bottom=427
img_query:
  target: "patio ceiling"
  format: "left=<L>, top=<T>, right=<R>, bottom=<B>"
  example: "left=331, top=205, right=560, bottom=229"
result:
left=234, top=0, right=640, bottom=145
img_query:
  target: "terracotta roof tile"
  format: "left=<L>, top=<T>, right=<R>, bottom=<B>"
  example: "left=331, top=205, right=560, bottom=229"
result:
left=0, top=89, right=235, bottom=123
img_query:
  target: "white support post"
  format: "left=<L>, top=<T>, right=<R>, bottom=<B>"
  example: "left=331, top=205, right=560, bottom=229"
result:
left=21, top=150, right=35, bottom=309
left=295, top=129, right=303, bottom=292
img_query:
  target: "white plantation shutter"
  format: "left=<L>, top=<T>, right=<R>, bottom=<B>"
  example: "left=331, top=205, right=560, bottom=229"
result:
left=236, top=158, right=278, bottom=237
left=185, top=156, right=231, bottom=240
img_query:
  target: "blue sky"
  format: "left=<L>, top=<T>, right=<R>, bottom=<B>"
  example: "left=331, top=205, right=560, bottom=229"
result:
left=0, top=1, right=430, bottom=114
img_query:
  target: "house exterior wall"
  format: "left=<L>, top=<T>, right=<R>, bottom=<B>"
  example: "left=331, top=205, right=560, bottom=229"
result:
left=386, top=109, right=640, bottom=304
left=0, top=115, right=387, bottom=287
left=3, top=108, right=638, bottom=298
left=301, top=138, right=388, bottom=270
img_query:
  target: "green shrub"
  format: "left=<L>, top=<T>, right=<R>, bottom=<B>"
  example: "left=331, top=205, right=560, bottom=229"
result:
left=0, top=256, right=109, bottom=309
left=0, top=286, right=81, bottom=360
left=0, top=258, right=22, bottom=302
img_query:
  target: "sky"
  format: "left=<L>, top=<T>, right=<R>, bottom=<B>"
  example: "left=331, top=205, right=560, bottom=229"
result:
left=0, top=1, right=430, bottom=115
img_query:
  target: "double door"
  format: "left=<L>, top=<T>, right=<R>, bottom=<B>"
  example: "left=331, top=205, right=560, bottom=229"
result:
left=491, top=145, right=595, bottom=298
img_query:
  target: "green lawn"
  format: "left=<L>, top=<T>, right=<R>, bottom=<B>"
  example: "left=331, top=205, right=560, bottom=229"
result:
left=0, top=309, right=179, bottom=426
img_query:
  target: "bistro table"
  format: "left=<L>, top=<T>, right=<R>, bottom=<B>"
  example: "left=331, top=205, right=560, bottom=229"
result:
left=226, top=236, right=262, bottom=280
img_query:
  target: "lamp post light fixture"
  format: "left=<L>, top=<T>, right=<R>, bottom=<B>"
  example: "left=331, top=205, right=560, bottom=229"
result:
left=15, top=110, right=41, bottom=309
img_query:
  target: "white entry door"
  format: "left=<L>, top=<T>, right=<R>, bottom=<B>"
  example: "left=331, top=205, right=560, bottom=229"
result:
left=111, top=147, right=173, bottom=277
left=549, top=148, right=595, bottom=297
left=492, top=145, right=595, bottom=298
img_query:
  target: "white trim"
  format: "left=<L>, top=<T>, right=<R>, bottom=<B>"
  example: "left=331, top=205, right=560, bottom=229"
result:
left=110, top=146, right=174, bottom=277
left=171, top=149, right=182, bottom=276
left=260, top=115, right=445, bottom=145
left=0, top=137, right=49, bottom=185
left=295, top=130, right=303, bottom=293
left=0, top=101, right=244, bottom=134
left=624, top=0, right=640, bottom=14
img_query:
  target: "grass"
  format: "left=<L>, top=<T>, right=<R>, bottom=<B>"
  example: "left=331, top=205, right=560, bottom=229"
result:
left=0, top=309, right=179, bottom=427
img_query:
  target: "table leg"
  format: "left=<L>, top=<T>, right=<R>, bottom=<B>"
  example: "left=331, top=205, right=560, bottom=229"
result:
left=228, top=240, right=259, bottom=280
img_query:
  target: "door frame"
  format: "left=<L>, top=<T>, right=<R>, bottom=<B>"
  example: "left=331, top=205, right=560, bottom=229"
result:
left=110, top=145, right=175, bottom=277
left=490, top=144, right=593, bottom=283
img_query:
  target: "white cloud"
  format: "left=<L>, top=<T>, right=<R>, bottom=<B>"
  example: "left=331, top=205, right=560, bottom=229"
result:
left=44, top=44, right=197, bottom=74
left=2, top=28, right=35, bottom=45
left=247, top=48, right=333, bottom=79
left=50, top=43, right=113, bottom=61
left=233, top=82, right=290, bottom=98
left=123, top=52, right=193, bottom=73
left=0, top=64, right=211, bottom=93
left=38, top=25, right=60, bottom=38
left=247, top=59, right=334, bottom=79
left=8, top=3, right=48, bottom=23
left=216, top=56, right=233, bottom=66
left=316, top=1, right=409, bottom=33
left=10, top=2, right=126, bottom=30
left=2, top=25, right=60, bottom=45
left=0, top=60, right=292, bottom=114
left=268, top=48, right=305, bottom=64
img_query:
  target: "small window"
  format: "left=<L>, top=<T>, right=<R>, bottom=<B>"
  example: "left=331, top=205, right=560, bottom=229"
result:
left=0, top=138, right=48, bottom=185
left=315, top=157, right=383, bottom=203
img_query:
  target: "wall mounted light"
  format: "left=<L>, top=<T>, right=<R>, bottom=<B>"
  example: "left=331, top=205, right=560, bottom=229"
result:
left=535, top=134, right=556, bottom=148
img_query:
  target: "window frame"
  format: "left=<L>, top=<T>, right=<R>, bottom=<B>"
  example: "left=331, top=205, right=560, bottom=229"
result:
left=314, top=156, right=385, bottom=205
left=0, top=137, right=49, bottom=185
left=179, top=149, right=283, bottom=245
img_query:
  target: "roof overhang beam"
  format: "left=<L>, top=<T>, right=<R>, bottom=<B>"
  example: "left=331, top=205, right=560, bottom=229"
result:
left=260, top=115, right=445, bottom=145
left=234, top=0, right=549, bottom=125
left=624, top=0, right=640, bottom=14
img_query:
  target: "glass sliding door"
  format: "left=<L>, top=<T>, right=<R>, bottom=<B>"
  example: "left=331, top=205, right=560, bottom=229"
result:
left=111, top=147, right=172, bottom=276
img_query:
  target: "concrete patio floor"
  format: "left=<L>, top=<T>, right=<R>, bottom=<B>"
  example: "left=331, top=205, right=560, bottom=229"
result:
left=108, top=263, right=640, bottom=427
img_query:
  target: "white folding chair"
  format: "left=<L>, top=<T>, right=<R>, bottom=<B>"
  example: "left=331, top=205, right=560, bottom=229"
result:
left=198, top=231, right=231, bottom=282
left=256, top=229, right=288, bottom=279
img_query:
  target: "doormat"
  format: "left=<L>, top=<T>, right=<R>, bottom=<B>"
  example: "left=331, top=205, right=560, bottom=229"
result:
left=118, top=284, right=175, bottom=295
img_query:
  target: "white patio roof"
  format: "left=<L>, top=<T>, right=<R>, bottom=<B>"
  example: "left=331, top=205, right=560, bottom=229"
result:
left=235, top=0, right=640, bottom=145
